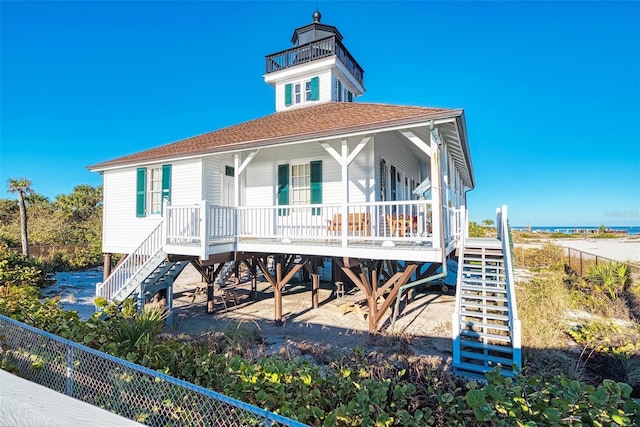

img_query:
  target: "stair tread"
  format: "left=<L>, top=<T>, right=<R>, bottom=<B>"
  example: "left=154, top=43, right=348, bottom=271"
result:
left=454, top=361, right=515, bottom=375
left=461, top=321, right=510, bottom=331
left=460, top=311, right=510, bottom=321
left=461, top=294, right=508, bottom=303
left=460, top=351, right=514, bottom=366
left=461, top=287, right=508, bottom=294
left=460, top=329, right=512, bottom=342
left=461, top=302, right=510, bottom=311
left=458, top=339, right=514, bottom=353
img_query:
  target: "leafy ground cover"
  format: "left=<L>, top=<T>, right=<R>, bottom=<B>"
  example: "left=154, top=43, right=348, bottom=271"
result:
left=1, top=247, right=639, bottom=425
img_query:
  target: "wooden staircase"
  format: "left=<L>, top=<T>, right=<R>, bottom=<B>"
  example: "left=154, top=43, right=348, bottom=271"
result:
left=96, top=222, right=188, bottom=315
left=452, top=207, right=521, bottom=377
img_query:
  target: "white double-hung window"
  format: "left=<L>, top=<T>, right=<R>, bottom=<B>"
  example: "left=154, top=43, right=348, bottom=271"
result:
left=136, top=164, right=171, bottom=217
left=148, top=167, right=163, bottom=215
left=277, top=161, right=322, bottom=216
left=284, top=76, right=320, bottom=106
left=290, top=163, right=310, bottom=205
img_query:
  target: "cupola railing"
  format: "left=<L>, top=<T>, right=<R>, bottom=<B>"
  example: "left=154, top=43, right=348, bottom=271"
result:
left=265, top=35, right=363, bottom=86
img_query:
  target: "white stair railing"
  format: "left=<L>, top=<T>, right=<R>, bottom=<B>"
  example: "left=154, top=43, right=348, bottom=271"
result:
left=496, top=205, right=521, bottom=370
left=96, top=221, right=164, bottom=301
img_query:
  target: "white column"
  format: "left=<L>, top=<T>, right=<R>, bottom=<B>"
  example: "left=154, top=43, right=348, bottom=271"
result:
left=233, top=154, right=240, bottom=208
left=430, top=129, right=442, bottom=250
left=341, top=139, right=349, bottom=248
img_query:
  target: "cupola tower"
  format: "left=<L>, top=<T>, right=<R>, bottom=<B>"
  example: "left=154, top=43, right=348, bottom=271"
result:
left=264, top=11, right=365, bottom=112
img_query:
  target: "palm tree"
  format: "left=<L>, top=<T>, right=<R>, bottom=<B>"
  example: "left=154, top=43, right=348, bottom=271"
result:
left=7, top=178, right=33, bottom=256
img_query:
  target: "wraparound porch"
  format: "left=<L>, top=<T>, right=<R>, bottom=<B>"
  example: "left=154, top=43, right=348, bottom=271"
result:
left=163, top=200, right=465, bottom=263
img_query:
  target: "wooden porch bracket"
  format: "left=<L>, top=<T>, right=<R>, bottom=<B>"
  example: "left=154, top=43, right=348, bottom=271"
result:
left=338, top=259, right=418, bottom=332
left=256, top=254, right=310, bottom=324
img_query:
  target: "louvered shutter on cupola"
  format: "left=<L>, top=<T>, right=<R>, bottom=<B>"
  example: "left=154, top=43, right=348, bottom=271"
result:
left=285, top=84, right=292, bottom=106
left=310, top=160, right=322, bottom=215
left=278, top=164, right=289, bottom=216
left=136, top=168, right=147, bottom=217
left=310, top=77, right=319, bottom=101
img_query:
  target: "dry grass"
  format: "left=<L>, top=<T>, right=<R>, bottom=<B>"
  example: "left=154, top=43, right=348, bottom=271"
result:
left=517, top=270, right=571, bottom=350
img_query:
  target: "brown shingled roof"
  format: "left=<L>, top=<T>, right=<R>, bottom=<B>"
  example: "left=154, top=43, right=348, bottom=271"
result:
left=89, top=102, right=460, bottom=170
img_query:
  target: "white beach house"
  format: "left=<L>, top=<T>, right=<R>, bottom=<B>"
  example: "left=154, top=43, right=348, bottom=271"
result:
left=90, top=11, right=520, bottom=376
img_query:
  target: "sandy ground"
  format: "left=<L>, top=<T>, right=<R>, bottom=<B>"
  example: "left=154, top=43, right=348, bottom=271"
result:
left=547, top=238, right=640, bottom=264
left=165, top=237, right=638, bottom=360
left=516, top=237, right=640, bottom=264
left=169, top=264, right=456, bottom=361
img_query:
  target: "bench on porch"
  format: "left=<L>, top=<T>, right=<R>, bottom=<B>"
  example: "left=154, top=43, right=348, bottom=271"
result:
left=386, top=214, right=418, bottom=237
left=327, top=213, right=371, bottom=236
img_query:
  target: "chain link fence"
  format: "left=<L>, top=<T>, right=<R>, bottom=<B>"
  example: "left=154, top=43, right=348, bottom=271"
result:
left=0, top=315, right=309, bottom=427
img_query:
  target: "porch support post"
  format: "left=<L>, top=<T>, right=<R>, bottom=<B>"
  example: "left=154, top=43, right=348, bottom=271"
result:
left=430, top=126, right=443, bottom=250
left=165, top=281, right=173, bottom=327
left=339, top=260, right=418, bottom=333
left=304, top=257, right=320, bottom=309
left=102, top=253, right=112, bottom=282
left=191, top=261, right=225, bottom=314
left=233, top=154, right=241, bottom=208
left=250, top=258, right=258, bottom=300
left=341, top=139, right=349, bottom=248
left=256, top=255, right=308, bottom=324
left=200, top=200, right=209, bottom=260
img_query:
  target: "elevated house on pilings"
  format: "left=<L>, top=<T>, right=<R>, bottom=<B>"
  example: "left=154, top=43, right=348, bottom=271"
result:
left=90, top=11, right=521, bottom=377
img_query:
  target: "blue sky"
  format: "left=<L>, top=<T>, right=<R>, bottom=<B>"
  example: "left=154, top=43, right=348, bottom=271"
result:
left=1, top=1, right=638, bottom=227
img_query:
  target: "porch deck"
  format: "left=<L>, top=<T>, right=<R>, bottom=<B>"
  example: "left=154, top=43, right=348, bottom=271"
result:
left=163, top=200, right=464, bottom=263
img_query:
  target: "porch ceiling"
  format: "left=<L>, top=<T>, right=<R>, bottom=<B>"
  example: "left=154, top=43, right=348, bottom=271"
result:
left=439, top=119, right=474, bottom=189
left=397, top=121, right=474, bottom=190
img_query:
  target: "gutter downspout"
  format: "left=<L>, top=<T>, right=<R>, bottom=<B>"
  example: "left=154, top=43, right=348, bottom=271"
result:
left=390, top=249, right=447, bottom=332
left=391, top=123, right=448, bottom=332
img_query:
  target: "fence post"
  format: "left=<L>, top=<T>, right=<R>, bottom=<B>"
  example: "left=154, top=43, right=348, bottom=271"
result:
left=580, top=251, right=583, bottom=276
left=66, top=346, right=74, bottom=396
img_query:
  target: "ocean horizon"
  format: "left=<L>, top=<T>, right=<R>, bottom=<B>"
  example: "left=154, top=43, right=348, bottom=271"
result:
left=512, top=225, right=640, bottom=236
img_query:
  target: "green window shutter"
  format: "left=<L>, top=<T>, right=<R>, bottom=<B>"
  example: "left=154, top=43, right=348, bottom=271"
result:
left=284, top=84, right=292, bottom=106
left=310, top=160, right=322, bottom=215
left=136, top=168, right=147, bottom=217
left=310, top=76, right=319, bottom=101
left=161, top=164, right=172, bottom=212
left=278, top=164, right=289, bottom=216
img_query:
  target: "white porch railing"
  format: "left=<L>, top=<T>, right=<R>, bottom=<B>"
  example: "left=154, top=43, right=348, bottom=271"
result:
left=162, top=199, right=469, bottom=258
left=497, top=205, right=522, bottom=370
left=238, top=200, right=435, bottom=244
left=96, top=221, right=164, bottom=300
left=165, top=202, right=236, bottom=249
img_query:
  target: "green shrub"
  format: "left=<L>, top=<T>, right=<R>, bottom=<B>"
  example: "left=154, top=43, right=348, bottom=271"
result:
left=515, top=242, right=565, bottom=269
left=0, top=245, right=49, bottom=287
left=468, top=221, right=485, bottom=238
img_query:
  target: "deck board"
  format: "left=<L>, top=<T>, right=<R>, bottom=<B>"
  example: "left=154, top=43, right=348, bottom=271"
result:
left=0, top=369, right=144, bottom=427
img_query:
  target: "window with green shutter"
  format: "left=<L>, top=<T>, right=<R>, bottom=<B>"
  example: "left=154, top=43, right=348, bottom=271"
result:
left=310, top=160, right=322, bottom=215
left=136, top=168, right=147, bottom=217
left=161, top=164, right=171, bottom=212
left=136, top=164, right=171, bottom=217
left=285, top=84, right=292, bottom=106
left=278, top=164, right=289, bottom=216
left=310, top=76, right=319, bottom=101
